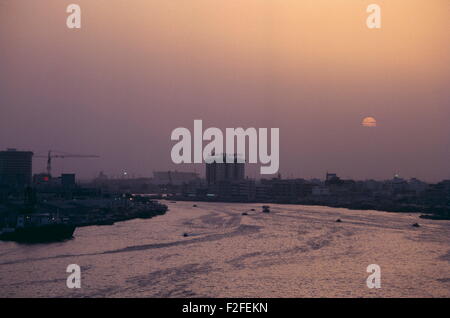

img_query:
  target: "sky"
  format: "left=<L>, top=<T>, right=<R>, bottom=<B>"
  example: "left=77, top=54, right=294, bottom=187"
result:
left=0, top=0, right=449, bottom=182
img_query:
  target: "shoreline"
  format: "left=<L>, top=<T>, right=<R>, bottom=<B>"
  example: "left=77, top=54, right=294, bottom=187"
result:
left=165, top=197, right=450, bottom=220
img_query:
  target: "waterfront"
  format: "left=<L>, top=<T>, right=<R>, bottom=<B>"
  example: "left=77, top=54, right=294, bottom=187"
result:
left=0, top=201, right=449, bottom=297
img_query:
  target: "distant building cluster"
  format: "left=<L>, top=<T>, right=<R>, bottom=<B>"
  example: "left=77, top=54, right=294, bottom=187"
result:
left=0, top=149, right=449, bottom=219
left=153, top=171, right=199, bottom=186
left=206, top=153, right=245, bottom=185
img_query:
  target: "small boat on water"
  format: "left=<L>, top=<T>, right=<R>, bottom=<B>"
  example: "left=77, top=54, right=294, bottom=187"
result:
left=262, top=205, right=270, bottom=213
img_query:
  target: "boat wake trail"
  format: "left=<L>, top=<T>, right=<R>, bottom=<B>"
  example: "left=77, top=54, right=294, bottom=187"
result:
left=0, top=224, right=261, bottom=266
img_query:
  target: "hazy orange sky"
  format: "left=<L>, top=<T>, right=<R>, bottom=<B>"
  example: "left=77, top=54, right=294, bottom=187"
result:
left=0, top=0, right=449, bottom=181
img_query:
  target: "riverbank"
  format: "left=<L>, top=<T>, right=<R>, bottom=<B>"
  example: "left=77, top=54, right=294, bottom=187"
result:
left=0, top=199, right=169, bottom=243
left=73, top=202, right=168, bottom=227
left=165, top=197, right=450, bottom=220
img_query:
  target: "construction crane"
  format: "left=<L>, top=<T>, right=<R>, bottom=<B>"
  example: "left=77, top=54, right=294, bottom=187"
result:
left=35, top=150, right=100, bottom=177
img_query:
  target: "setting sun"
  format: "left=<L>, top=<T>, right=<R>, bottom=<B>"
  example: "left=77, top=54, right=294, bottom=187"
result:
left=362, top=116, right=377, bottom=127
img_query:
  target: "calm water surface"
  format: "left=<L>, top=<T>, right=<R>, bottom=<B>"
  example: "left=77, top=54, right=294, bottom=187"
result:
left=0, top=201, right=449, bottom=297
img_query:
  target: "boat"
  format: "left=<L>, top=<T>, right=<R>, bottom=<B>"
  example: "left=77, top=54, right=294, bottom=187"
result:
left=0, top=214, right=76, bottom=243
left=262, top=205, right=270, bottom=213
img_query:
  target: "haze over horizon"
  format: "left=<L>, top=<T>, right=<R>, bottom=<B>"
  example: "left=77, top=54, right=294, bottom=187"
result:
left=1, top=0, right=449, bottom=182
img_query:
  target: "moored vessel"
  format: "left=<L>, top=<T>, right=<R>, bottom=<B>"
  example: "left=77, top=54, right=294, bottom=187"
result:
left=0, top=214, right=76, bottom=243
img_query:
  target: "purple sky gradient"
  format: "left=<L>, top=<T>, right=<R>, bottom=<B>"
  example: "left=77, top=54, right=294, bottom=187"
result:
left=1, top=0, right=449, bottom=181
